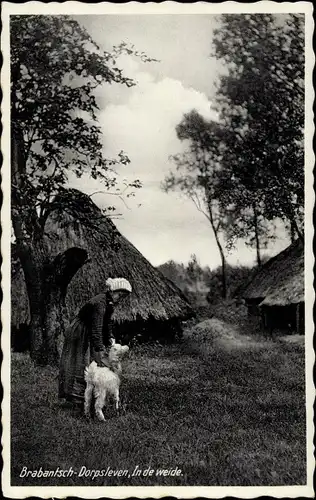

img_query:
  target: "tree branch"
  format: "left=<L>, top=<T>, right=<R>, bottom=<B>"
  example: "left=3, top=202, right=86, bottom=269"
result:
left=189, top=194, right=211, bottom=223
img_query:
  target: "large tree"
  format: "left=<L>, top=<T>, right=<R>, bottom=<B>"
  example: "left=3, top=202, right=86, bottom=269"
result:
left=11, top=15, right=151, bottom=365
left=164, top=14, right=304, bottom=286
left=212, top=13, right=304, bottom=240
left=163, top=110, right=229, bottom=298
left=217, top=169, right=277, bottom=266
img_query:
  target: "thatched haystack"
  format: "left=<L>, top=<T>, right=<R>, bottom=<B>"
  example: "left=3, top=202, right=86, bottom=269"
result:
left=186, top=318, right=266, bottom=354
left=11, top=189, right=194, bottom=344
left=242, top=238, right=304, bottom=334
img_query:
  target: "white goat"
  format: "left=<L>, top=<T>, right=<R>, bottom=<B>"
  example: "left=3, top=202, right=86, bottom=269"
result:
left=84, top=343, right=129, bottom=421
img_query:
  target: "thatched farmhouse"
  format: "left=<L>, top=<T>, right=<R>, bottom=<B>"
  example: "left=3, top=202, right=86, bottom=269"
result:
left=243, top=238, right=304, bottom=334
left=11, top=189, right=194, bottom=348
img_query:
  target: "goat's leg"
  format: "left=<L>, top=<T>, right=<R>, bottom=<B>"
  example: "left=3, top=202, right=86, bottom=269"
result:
left=114, top=388, right=120, bottom=415
left=94, top=389, right=106, bottom=422
left=84, top=385, right=93, bottom=419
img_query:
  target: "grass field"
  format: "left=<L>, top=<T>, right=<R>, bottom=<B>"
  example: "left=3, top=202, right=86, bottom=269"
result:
left=10, top=319, right=306, bottom=486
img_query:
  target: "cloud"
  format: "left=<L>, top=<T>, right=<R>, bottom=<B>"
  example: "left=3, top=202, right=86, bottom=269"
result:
left=77, top=14, right=224, bottom=98
left=69, top=54, right=288, bottom=269
left=98, top=56, right=217, bottom=174
left=91, top=60, right=223, bottom=263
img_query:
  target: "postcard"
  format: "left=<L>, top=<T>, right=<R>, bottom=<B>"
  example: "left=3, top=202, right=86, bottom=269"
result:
left=1, top=1, right=314, bottom=498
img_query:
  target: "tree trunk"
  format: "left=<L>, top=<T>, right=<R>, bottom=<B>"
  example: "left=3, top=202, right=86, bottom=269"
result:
left=290, top=220, right=296, bottom=243
left=252, top=203, right=262, bottom=267
left=16, top=242, right=88, bottom=366
left=280, top=190, right=304, bottom=242
left=295, top=303, right=300, bottom=334
left=17, top=241, right=48, bottom=363
left=11, top=127, right=45, bottom=362
left=16, top=238, right=63, bottom=365
left=291, top=218, right=303, bottom=242
left=219, top=248, right=227, bottom=299
left=11, top=127, right=88, bottom=365
left=205, top=197, right=227, bottom=299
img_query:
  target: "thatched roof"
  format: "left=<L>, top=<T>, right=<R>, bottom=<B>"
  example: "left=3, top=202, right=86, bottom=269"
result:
left=242, top=238, right=304, bottom=306
left=11, top=189, right=194, bottom=326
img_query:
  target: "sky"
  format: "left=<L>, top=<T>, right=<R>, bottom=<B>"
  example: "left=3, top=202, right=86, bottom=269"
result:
left=68, top=14, right=290, bottom=269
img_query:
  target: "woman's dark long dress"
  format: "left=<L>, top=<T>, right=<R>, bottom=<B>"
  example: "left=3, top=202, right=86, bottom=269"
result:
left=59, top=292, right=114, bottom=402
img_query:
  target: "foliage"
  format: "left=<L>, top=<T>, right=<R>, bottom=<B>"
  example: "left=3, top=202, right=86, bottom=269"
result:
left=164, top=110, right=228, bottom=233
left=11, top=15, right=155, bottom=239
left=206, top=263, right=257, bottom=303
left=157, top=257, right=256, bottom=313
left=157, top=260, right=188, bottom=289
left=10, top=15, right=155, bottom=364
left=163, top=110, right=229, bottom=297
left=212, top=14, right=304, bottom=239
left=163, top=14, right=304, bottom=282
left=186, top=253, right=203, bottom=283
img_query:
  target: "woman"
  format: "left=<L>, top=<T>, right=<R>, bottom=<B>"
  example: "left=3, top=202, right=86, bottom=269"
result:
left=59, top=277, right=132, bottom=406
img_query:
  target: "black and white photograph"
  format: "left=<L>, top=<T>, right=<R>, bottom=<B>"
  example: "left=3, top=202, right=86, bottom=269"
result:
left=1, top=1, right=314, bottom=498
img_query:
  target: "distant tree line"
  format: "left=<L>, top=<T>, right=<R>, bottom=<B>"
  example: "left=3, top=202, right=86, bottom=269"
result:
left=162, top=14, right=304, bottom=299
left=157, top=254, right=262, bottom=309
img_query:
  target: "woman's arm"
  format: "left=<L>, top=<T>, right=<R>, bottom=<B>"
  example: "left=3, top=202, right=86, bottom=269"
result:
left=107, top=319, right=116, bottom=346
left=90, top=301, right=106, bottom=352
